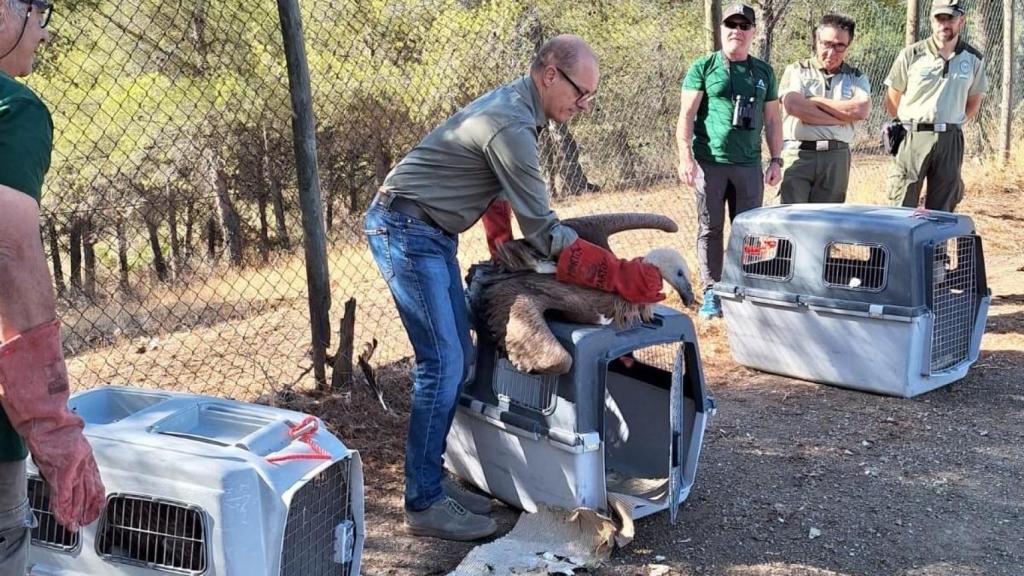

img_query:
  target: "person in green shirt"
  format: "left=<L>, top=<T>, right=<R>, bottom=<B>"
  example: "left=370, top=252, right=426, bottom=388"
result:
left=883, top=0, right=988, bottom=212
left=0, top=1, right=106, bottom=571
left=676, top=2, right=783, bottom=319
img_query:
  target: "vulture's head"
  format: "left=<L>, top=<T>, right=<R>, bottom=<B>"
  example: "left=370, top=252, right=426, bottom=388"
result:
left=642, top=248, right=696, bottom=307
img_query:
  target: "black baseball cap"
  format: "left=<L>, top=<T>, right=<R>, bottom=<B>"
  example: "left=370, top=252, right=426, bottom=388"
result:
left=722, top=3, right=756, bottom=25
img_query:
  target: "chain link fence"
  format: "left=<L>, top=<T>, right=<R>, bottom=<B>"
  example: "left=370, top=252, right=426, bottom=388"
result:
left=23, top=0, right=1022, bottom=401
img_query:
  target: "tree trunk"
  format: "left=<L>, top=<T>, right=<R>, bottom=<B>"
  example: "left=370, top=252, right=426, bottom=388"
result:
left=146, top=217, right=169, bottom=282
left=69, top=221, right=82, bottom=293
left=263, top=124, right=290, bottom=250
left=184, top=199, right=195, bottom=259
left=168, top=200, right=183, bottom=278
left=207, top=148, right=244, bottom=267
left=705, top=0, right=721, bottom=52
left=257, top=189, right=270, bottom=262
left=906, top=0, right=919, bottom=45
left=116, top=220, right=130, bottom=292
left=206, top=214, right=219, bottom=261
left=271, top=178, right=290, bottom=249
left=47, top=216, right=65, bottom=296
left=325, top=193, right=335, bottom=233
left=82, top=220, right=96, bottom=298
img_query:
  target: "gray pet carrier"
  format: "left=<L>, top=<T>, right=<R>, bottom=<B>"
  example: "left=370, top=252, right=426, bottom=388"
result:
left=445, top=305, right=714, bottom=523
left=715, top=204, right=989, bottom=397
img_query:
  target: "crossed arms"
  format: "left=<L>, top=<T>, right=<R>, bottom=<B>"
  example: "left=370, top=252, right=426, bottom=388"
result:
left=782, top=91, right=871, bottom=126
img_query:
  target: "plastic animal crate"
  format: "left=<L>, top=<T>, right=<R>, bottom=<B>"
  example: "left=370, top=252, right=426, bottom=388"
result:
left=27, top=386, right=364, bottom=576
left=715, top=204, right=989, bottom=397
left=445, top=306, right=714, bottom=523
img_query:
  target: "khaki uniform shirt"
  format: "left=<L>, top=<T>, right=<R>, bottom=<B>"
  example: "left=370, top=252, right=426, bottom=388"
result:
left=779, top=58, right=870, bottom=143
left=884, top=37, right=988, bottom=125
left=381, top=75, right=577, bottom=258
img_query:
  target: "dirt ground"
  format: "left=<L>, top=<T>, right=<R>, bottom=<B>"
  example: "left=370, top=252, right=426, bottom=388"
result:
left=318, top=193, right=1024, bottom=576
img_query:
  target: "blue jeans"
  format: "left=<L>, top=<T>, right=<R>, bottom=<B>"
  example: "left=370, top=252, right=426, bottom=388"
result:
left=364, top=204, right=474, bottom=511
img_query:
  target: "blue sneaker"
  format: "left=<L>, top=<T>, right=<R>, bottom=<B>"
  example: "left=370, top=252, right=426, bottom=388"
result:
left=697, top=287, right=722, bottom=319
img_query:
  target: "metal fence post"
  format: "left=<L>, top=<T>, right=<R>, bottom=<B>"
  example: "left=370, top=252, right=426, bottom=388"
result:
left=277, top=0, right=331, bottom=389
left=1000, top=0, right=1015, bottom=163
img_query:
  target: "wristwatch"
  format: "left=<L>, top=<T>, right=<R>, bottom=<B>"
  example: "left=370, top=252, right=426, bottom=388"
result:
left=769, top=157, right=784, bottom=168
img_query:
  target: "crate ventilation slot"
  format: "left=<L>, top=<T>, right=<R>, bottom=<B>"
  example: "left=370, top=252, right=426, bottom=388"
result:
left=741, top=235, right=793, bottom=281
left=824, top=242, right=888, bottom=291
left=493, top=358, right=558, bottom=414
left=96, top=494, right=208, bottom=575
left=28, top=476, right=79, bottom=552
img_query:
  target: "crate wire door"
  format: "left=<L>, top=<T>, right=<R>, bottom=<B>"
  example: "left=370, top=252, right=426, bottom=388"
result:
left=930, top=236, right=978, bottom=373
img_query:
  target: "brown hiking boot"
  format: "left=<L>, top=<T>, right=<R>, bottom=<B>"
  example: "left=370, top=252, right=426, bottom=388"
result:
left=443, top=475, right=493, bottom=515
left=404, top=497, right=497, bottom=541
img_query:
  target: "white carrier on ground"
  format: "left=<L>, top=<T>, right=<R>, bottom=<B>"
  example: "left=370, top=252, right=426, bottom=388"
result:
left=716, top=204, right=989, bottom=398
left=27, top=386, right=364, bottom=576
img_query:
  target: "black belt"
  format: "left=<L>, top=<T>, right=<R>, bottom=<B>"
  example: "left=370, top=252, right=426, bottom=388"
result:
left=372, top=192, right=442, bottom=230
left=789, top=140, right=849, bottom=151
left=903, top=122, right=960, bottom=133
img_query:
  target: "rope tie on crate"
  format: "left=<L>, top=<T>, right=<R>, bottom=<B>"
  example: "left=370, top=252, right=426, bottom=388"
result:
left=266, top=415, right=331, bottom=464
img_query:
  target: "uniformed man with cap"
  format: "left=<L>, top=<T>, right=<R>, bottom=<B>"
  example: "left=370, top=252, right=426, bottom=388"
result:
left=883, top=0, right=988, bottom=212
left=778, top=14, right=871, bottom=203
left=676, top=2, right=782, bottom=319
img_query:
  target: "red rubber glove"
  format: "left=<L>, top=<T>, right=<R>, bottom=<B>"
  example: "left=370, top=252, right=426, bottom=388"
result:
left=481, top=200, right=513, bottom=260
left=0, top=320, right=106, bottom=531
left=556, top=239, right=666, bottom=304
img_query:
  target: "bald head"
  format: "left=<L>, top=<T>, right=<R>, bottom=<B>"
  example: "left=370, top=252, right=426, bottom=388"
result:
left=530, top=34, right=597, bottom=76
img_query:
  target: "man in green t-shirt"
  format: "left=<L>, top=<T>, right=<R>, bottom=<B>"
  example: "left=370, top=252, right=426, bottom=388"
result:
left=0, top=1, right=105, bottom=571
left=676, top=2, right=783, bottom=319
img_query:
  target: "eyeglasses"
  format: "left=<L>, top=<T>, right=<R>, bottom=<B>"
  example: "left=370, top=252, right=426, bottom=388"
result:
left=555, top=66, right=598, bottom=106
left=18, top=0, right=53, bottom=28
left=723, top=20, right=753, bottom=31
left=817, top=40, right=849, bottom=53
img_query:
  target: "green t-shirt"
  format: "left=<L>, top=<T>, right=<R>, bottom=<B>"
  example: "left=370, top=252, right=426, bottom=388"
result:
left=0, top=72, right=53, bottom=462
left=682, top=52, right=778, bottom=166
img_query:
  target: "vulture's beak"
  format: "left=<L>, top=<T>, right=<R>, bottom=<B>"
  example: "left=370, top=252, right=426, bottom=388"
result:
left=667, top=274, right=696, bottom=308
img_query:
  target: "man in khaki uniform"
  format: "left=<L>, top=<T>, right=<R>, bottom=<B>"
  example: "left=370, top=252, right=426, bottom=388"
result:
left=884, top=0, right=988, bottom=212
left=779, top=14, right=870, bottom=203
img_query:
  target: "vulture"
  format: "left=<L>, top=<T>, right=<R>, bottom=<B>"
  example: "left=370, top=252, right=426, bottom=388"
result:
left=467, top=213, right=695, bottom=375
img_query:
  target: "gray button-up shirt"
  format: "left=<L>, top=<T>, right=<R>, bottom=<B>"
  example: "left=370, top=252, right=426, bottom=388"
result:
left=380, top=75, right=578, bottom=258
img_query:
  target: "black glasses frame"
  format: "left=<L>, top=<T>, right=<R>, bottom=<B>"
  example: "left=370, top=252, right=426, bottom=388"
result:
left=723, top=20, right=753, bottom=31
left=555, top=66, right=597, bottom=106
left=18, top=0, right=53, bottom=28
left=816, top=39, right=849, bottom=53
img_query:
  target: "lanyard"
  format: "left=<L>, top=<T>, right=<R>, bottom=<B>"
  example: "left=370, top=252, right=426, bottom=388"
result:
left=721, top=51, right=755, bottom=99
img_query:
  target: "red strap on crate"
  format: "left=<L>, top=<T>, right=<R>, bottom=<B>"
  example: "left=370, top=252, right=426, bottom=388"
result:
left=266, top=415, right=332, bottom=464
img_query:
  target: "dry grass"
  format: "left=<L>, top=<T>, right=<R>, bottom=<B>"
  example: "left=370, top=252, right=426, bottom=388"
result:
left=64, top=149, right=1022, bottom=400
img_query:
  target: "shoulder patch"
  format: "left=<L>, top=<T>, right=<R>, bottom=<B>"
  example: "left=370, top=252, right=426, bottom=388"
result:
left=960, top=42, right=984, bottom=60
